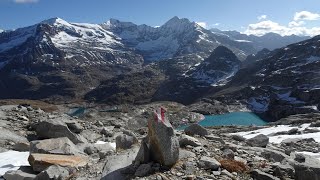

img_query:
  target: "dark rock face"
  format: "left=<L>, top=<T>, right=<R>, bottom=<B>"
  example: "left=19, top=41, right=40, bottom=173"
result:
left=85, top=68, right=166, bottom=104
left=187, top=46, right=241, bottom=86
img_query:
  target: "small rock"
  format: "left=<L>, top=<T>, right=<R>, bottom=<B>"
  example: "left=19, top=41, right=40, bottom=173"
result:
left=198, top=156, right=221, bottom=171
left=222, top=149, right=235, bottom=160
left=35, top=165, right=70, bottom=180
left=310, top=120, right=320, bottom=127
left=135, top=163, right=153, bottom=177
left=212, top=170, right=221, bottom=176
left=66, top=121, right=83, bottom=134
left=288, top=128, right=299, bottom=135
left=246, top=134, right=269, bottom=148
left=205, top=134, right=225, bottom=144
left=221, top=169, right=234, bottom=179
left=272, top=163, right=294, bottom=179
left=116, top=134, right=138, bottom=150
left=3, top=166, right=36, bottom=180
left=13, top=142, right=30, bottom=152
left=179, top=149, right=196, bottom=159
left=251, top=169, right=280, bottom=180
left=261, top=149, right=289, bottom=162
left=295, top=153, right=306, bottom=163
left=101, top=126, right=115, bottom=137
left=231, top=134, right=246, bottom=142
left=179, top=134, right=201, bottom=147
left=84, top=145, right=96, bottom=155
left=184, top=124, right=208, bottom=136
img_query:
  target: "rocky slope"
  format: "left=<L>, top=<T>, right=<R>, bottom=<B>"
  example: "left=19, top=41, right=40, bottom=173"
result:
left=207, top=35, right=320, bottom=120
left=1, top=103, right=320, bottom=180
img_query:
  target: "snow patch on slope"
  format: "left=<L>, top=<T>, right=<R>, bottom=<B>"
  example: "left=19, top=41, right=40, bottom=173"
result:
left=0, top=151, right=30, bottom=176
left=0, top=26, right=36, bottom=53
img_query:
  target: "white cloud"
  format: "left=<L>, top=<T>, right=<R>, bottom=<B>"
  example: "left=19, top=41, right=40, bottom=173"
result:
left=213, top=23, right=220, bottom=26
left=294, top=11, right=320, bottom=21
left=14, top=0, right=39, bottom=3
left=244, top=11, right=320, bottom=37
left=196, top=22, right=207, bottom=28
left=288, top=21, right=305, bottom=27
left=257, top=15, right=267, bottom=21
left=244, top=20, right=320, bottom=37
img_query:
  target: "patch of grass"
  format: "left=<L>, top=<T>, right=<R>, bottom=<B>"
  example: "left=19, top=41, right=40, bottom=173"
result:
left=219, top=159, right=249, bottom=173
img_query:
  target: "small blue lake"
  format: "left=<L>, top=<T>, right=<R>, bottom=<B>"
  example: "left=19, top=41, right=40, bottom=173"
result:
left=178, top=112, right=267, bottom=129
left=68, top=107, right=86, bottom=117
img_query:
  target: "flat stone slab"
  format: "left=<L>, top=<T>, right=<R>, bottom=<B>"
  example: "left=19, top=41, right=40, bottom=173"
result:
left=28, top=153, right=88, bottom=172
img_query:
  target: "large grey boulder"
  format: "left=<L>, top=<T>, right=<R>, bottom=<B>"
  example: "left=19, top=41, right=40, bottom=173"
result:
left=184, top=124, right=208, bottom=136
left=273, top=163, right=295, bottom=179
left=251, top=169, right=280, bottom=180
left=135, top=109, right=179, bottom=167
left=261, top=149, right=289, bottom=162
left=246, top=134, right=269, bottom=147
left=198, top=156, right=221, bottom=171
left=179, top=134, right=201, bottom=147
left=146, top=112, right=179, bottom=167
left=35, top=165, right=70, bottom=180
left=35, top=119, right=87, bottom=144
left=30, top=137, right=83, bottom=155
left=116, top=134, right=138, bottom=150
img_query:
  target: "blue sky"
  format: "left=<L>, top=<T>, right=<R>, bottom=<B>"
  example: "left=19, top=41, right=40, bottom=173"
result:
left=1, top=0, right=320, bottom=36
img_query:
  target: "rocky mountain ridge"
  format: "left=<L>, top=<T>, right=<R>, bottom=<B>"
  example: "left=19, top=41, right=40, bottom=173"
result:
left=208, top=35, right=320, bottom=119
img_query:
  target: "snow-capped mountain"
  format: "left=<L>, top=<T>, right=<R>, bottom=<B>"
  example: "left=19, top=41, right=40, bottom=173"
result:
left=0, top=16, right=314, bottom=103
left=211, top=35, right=320, bottom=119
left=101, top=16, right=255, bottom=61
left=211, top=28, right=310, bottom=51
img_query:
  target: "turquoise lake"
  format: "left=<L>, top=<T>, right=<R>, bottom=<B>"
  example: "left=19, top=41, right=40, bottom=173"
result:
left=179, top=112, right=267, bottom=129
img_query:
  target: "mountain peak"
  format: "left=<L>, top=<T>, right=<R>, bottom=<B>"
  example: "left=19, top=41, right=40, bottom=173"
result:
left=103, top=18, right=137, bottom=29
left=162, top=16, right=194, bottom=29
left=41, top=17, right=69, bottom=26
